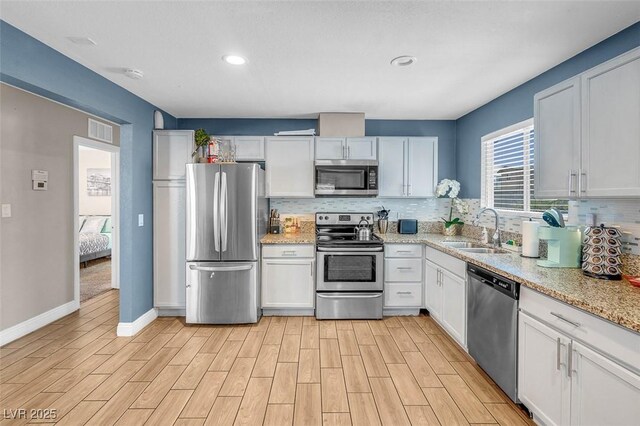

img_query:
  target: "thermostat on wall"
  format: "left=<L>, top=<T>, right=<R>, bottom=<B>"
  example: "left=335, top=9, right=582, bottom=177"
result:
left=32, top=169, right=48, bottom=191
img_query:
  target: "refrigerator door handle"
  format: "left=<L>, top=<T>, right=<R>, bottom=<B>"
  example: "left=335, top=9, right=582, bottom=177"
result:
left=189, top=264, right=253, bottom=272
left=221, top=171, right=228, bottom=252
left=213, top=171, right=220, bottom=252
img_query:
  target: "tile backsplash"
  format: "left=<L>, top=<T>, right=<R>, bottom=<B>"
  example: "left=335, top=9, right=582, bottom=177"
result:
left=271, top=197, right=640, bottom=255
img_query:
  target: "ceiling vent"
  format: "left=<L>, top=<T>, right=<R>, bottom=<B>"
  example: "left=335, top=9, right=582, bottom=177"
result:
left=88, top=118, right=113, bottom=143
left=124, top=68, right=144, bottom=80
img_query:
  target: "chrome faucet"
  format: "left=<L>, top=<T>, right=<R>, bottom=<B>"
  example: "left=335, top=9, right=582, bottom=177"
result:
left=473, top=208, right=502, bottom=247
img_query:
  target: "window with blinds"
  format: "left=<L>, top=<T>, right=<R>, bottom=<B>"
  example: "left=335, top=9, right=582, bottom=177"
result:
left=481, top=119, right=568, bottom=214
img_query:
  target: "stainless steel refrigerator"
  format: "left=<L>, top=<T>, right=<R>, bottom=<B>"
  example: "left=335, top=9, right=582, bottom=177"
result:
left=185, top=163, right=267, bottom=324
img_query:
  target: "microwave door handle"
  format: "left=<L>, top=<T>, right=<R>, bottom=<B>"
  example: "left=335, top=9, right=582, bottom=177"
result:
left=213, top=171, right=220, bottom=252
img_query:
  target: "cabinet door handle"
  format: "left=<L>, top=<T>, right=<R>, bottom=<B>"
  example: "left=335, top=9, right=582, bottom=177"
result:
left=396, top=291, right=412, bottom=295
left=396, top=250, right=413, bottom=253
left=347, top=145, right=351, bottom=158
left=580, top=170, right=587, bottom=194
left=567, top=341, right=573, bottom=378
left=550, top=312, right=581, bottom=328
left=568, top=171, right=577, bottom=196
left=396, top=267, right=413, bottom=270
left=556, top=338, right=562, bottom=371
left=342, top=145, right=346, bottom=159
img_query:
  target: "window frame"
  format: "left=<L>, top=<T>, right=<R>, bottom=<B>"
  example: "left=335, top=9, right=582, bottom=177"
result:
left=481, top=118, right=564, bottom=219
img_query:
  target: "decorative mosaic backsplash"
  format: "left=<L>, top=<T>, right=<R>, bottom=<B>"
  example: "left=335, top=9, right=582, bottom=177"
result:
left=271, top=197, right=640, bottom=256
left=270, top=198, right=453, bottom=222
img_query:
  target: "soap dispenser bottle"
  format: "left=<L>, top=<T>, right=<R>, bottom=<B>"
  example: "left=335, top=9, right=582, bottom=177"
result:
left=481, top=227, right=489, bottom=244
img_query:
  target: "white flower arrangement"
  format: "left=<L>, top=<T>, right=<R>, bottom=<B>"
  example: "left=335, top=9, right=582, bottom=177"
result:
left=435, top=179, right=468, bottom=228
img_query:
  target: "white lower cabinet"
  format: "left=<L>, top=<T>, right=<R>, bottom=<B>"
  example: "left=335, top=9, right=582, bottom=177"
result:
left=424, top=252, right=466, bottom=348
left=518, top=312, right=571, bottom=426
left=153, top=181, right=186, bottom=311
left=440, top=269, right=466, bottom=346
left=261, top=244, right=315, bottom=311
left=519, top=288, right=640, bottom=426
left=384, top=244, right=423, bottom=311
left=424, top=260, right=442, bottom=317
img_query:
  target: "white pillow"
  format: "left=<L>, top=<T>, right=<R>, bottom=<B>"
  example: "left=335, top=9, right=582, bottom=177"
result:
left=81, top=216, right=107, bottom=234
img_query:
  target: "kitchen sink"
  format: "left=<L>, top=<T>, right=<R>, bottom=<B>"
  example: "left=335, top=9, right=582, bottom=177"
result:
left=458, top=247, right=509, bottom=254
left=441, top=241, right=486, bottom=249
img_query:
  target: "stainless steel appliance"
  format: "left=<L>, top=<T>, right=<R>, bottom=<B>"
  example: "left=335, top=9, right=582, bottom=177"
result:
left=186, top=163, right=267, bottom=324
left=467, top=264, right=520, bottom=402
left=315, top=160, right=378, bottom=197
left=315, top=213, right=383, bottom=319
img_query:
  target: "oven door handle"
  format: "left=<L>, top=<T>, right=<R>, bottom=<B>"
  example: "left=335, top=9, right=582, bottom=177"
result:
left=317, top=293, right=382, bottom=299
left=317, top=247, right=383, bottom=252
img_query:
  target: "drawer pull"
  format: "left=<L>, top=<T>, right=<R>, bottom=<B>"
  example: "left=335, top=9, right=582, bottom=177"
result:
left=550, top=312, right=581, bottom=328
left=396, top=291, right=412, bottom=295
left=396, top=250, right=414, bottom=253
left=396, top=267, right=413, bottom=270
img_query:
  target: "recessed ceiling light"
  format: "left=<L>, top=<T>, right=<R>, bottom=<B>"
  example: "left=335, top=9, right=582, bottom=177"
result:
left=124, top=68, right=144, bottom=80
left=390, top=55, right=417, bottom=67
left=68, top=36, right=97, bottom=46
left=222, top=55, right=247, bottom=65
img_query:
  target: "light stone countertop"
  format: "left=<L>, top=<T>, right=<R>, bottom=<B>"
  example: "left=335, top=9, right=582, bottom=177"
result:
left=379, top=232, right=640, bottom=333
left=260, top=232, right=316, bottom=244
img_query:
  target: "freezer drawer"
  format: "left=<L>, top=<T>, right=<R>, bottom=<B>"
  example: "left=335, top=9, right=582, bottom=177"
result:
left=186, top=262, right=260, bottom=324
left=315, top=292, right=383, bottom=320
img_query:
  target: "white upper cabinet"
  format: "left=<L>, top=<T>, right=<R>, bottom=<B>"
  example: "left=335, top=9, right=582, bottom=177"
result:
left=153, top=130, right=194, bottom=180
left=315, top=137, right=346, bottom=159
left=315, top=137, right=377, bottom=160
left=581, top=48, right=640, bottom=197
left=234, top=136, right=265, bottom=161
left=534, top=47, right=640, bottom=198
left=407, top=137, right=438, bottom=197
left=378, top=137, right=407, bottom=197
left=534, top=77, right=582, bottom=198
left=346, top=137, right=377, bottom=160
left=265, top=137, right=315, bottom=198
left=379, top=137, right=438, bottom=198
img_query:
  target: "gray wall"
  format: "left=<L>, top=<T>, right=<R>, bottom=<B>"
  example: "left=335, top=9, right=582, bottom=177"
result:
left=0, top=84, right=120, bottom=330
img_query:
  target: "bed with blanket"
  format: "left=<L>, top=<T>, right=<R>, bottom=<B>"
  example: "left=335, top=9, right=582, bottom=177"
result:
left=79, top=215, right=112, bottom=265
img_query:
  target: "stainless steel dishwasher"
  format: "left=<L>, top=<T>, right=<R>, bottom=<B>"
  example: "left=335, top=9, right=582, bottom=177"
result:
left=467, top=264, right=520, bottom=402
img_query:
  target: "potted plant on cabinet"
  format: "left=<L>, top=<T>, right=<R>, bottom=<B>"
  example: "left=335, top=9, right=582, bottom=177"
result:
left=436, top=179, right=469, bottom=236
left=193, top=128, right=210, bottom=163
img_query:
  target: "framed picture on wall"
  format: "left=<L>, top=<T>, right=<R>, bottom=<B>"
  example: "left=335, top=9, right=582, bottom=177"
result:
left=87, top=168, right=111, bottom=196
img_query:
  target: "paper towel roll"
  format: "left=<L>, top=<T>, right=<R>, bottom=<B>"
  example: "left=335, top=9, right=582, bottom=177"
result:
left=522, top=220, right=540, bottom=258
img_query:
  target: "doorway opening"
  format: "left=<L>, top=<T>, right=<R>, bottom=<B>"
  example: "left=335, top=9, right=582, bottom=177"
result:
left=74, top=136, right=120, bottom=303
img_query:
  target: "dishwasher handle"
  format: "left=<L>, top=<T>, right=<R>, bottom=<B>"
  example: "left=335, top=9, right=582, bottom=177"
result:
left=467, top=268, right=519, bottom=300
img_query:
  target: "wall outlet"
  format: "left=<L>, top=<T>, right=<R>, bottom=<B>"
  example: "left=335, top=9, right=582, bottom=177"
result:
left=1, top=204, right=11, bottom=218
left=138, top=214, right=144, bottom=227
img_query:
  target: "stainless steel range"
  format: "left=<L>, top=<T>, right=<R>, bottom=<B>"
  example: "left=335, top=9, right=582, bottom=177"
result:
left=315, top=212, right=384, bottom=320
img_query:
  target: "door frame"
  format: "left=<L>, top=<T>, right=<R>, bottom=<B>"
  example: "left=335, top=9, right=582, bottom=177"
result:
left=73, top=136, right=120, bottom=306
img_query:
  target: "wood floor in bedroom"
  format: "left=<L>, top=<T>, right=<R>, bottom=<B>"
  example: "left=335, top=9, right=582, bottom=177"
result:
left=0, top=290, right=534, bottom=425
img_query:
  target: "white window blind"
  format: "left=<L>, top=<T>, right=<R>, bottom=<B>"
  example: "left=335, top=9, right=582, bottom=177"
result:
left=482, top=119, right=567, bottom=214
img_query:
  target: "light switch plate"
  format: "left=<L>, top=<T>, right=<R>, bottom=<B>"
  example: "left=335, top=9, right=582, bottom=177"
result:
left=138, top=214, right=144, bottom=227
left=1, top=204, right=11, bottom=218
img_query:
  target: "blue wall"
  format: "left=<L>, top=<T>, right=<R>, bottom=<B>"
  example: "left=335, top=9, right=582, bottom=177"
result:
left=178, top=118, right=457, bottom=180
left=0, top=21, right=177, bottom=323
left=456, top=22, right=640, bottom=198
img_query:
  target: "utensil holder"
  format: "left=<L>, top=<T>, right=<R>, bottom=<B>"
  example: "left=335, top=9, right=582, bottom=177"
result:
left=377, top=219, right=388, bottom=234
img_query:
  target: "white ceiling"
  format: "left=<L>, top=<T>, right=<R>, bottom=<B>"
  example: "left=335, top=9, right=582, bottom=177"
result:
left=2, top=1, right=639, bottom=119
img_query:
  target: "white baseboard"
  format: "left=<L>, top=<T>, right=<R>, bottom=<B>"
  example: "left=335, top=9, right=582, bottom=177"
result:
left=0, top=300, right=79, bottom=346
left=117, top=308, right=157, bottom=337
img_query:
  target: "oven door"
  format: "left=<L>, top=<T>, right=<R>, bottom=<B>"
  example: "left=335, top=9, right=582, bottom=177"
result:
left=315, top=161, right=378, bottom=196
left=316, top=248, right=383, bottom=291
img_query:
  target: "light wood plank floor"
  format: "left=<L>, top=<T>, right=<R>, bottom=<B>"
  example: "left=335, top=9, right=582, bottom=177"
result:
left=0, top=290, right=534, bottom=425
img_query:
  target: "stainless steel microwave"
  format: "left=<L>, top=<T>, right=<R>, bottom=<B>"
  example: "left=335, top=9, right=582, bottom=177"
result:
left=315, top=160, right=378, bottom=197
